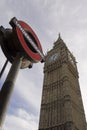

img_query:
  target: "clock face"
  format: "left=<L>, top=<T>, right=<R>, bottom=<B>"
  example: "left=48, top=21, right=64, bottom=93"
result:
left=48, top=52, right=60, bottom=62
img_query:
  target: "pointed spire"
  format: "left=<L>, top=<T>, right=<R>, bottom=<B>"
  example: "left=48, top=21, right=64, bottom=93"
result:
left=59, top=33, right=61, bottom=39
left=54, top=33, right=63, bottom=44
left=57, top=33, right=62, bottom=41
left=53, top=33, right=66, bottom=48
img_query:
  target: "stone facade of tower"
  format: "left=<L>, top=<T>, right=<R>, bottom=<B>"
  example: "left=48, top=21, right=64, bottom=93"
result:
left=38, top=35, right=86, bottom=130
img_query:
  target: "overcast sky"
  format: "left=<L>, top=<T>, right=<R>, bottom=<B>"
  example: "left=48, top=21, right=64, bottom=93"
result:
left=0, top=0, right=87, bottom=130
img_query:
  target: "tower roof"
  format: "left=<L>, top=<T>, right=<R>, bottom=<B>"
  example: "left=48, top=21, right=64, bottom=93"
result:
left=53, top=33, right=67, bottom=49
left=57, top=33, right=62, bottom=41
left=54, top=33, right=64, bottom=44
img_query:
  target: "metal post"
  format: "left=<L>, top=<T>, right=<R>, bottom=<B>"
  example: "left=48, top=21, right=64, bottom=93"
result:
left=0, top=53, right=23, bottom=130
left=0, top=59, right=8, bottom=79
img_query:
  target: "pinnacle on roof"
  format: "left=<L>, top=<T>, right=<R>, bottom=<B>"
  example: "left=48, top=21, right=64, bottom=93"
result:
left=57, top=33, right=64, bottom=42
left=54, top=33, right=64, bottom=46
left=58, top=33, right=61, bottom=39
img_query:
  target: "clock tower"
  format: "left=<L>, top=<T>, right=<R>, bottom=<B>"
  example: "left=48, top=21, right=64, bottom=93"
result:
left=38, top=34, right=86, bottom=130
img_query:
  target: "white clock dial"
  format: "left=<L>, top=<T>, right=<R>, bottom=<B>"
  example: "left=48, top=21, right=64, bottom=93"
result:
left=48, top=52, right=60, bottom=62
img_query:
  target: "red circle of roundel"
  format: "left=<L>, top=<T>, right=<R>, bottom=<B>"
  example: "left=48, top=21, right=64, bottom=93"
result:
left=16, top=21, right=42, bottom=62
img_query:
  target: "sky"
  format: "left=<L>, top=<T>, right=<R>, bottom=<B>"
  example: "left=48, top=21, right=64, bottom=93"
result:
left=0, top=0, right=87, bottom=130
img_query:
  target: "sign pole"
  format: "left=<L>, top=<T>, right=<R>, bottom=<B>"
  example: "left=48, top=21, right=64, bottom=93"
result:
left=0, top=59, right=8, bottom=79
left=0, top=53, right=23, bottom=130
left=0, top=17, right=45, bottom=129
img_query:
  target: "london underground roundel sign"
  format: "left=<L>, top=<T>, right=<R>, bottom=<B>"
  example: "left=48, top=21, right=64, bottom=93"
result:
left=10, top=17, right=45, bottom=63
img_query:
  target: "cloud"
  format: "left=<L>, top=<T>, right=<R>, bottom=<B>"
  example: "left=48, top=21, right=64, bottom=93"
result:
left=14, top=63, right=43, bottom=111
left=4, top=108, right=37, bottom=130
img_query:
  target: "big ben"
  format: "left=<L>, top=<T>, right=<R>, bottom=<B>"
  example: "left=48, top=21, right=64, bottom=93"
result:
left=38, top=34, right=86, bottom=130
